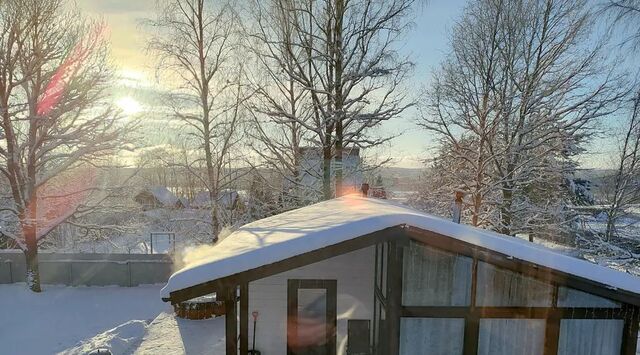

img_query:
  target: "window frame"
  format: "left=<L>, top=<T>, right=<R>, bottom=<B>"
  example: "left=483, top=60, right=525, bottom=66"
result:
left=389, top=232, right=640, bottom=355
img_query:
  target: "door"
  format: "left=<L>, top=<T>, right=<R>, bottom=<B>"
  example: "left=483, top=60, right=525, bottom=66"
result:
left=347, top=320, right=371, bottom=355
left=287, top=279, right=337, bottom=355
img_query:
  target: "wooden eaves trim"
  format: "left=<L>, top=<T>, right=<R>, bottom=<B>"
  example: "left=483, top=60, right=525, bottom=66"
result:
left=166, top=225, right=409, bottom=304
left=166, top=223, right=640, bottom=308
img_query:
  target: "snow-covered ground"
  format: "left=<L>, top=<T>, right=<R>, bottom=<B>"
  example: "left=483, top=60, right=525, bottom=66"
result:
left=131, top=312, right=224, bottom=354
left=0, top=283, right=171, bottom=354
left=576, top=207, right=640, bottom=276
left=0, top=283, right=226, bottom=355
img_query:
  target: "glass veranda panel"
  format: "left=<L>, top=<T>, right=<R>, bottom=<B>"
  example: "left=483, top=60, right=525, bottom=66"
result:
left=557, top=319, right=624, bottom=355
left=399, top=318, right=464, bottom=355
left=476, top=261, right=553, bottom=307
left=477, top=319, right=545, bottom=355
left=557, top=287, right=621, bottom=308
left=402, top=241, right=472, bottom=306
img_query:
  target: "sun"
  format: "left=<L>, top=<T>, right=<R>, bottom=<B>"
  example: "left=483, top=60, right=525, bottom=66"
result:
left=116, top=96, right=142, bottom=116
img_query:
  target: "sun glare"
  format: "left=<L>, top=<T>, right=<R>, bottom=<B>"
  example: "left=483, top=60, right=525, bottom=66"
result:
left=116, top=96, right=142, bottom=116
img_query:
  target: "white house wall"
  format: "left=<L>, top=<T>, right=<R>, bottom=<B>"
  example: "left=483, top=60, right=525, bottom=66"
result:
left=247, top=246, right=375, bottom=355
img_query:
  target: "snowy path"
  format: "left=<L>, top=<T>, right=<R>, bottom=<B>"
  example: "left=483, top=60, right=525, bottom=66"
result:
left=131, top=312, right=225, bottom=354
left=0, top=283, right=170, bottom=355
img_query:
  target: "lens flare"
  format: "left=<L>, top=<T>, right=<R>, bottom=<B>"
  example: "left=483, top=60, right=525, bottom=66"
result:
left=116, top=96, right=142, bottom=115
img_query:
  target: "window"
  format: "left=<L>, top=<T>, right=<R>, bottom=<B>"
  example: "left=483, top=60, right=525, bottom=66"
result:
left=558, top=319, right=624, bottom=355
left=475, top=262, right=552, bottom=307
left=557, top=287, right=621, bottom=308
left=402, top=241, right=472, bottom=306
left=399, top=318, right=464, bottom=355
left=478, top=319, right=545, bottom=355
left=395, top=239, right=633, bottom=355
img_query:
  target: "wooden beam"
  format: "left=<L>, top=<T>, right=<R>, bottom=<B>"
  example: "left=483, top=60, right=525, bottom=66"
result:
left=386, top=240, right=404, bottom=355
left=224, top=286, right=237, bottom=355
left=544, top=285, right=560, bottom=355
left=621, top=305, right=639, bottom=355
left=462, top=315, right=479, bottom=355
left=168, top=226, right=408, bottom=304
left=401, top=306, right=630, bottom=319
left=239, top=282, right=248, bottom=355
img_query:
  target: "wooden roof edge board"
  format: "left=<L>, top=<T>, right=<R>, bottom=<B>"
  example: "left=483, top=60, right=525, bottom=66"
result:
left=166, top=223, right=640, bottom=306
left=166, top=225, right=409, bottom=304
left=161, top=196, right=640, bottom=302
left=406, top=227, right=640, bottom=307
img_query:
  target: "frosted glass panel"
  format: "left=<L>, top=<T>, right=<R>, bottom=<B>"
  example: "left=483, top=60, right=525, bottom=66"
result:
left=557, top=287, right=621, bottom=308
left=558, top=319, right=623, bottom=355
left=478, top=319, right=545, bottom=355
left=297, top=289, right=327, bottom=353
left=399, top=318, right=464, bottom=355
left=476, top=262, right=552, bottom=306
left=402, top=241, right=472, bottom=306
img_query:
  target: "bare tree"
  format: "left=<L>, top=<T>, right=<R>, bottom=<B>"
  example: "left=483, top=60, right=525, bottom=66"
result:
left=602, top=90, right=640, bottom=240
left=0, top=0, right=132, bottom=291
left=418, top=0, right=505, bottom=227
left=246, top=0, right=415, bottom=200
left=605, top=0, right=640, bottom=49
left=244, top=0, right=317, bottom=206
left=148, top=0, right=247, bottom=241
left=420, top=0, right=624, bottom=239
left=321, top=0, right=415, bottom=196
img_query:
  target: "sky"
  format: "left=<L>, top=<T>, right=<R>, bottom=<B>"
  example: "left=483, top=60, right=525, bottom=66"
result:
left=76, top=0, right=630, bottom=170
left=75, top=0, right=468, bottom=169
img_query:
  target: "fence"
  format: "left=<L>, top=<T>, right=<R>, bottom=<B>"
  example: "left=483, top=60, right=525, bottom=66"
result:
left=0, top=251, right=173, bottom=287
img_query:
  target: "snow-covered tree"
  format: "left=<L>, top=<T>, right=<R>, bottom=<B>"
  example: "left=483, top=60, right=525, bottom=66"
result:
left=147, top=0, right=247, bottom=241
left=244, top=0, right=319, bottom=206
left=601, top=91, right=640, bottom=240
left=0, top=0, right=132, bottom=291
left=419, top=0, right=624, bottom=240
left=246, top=0, right=415, bottom=201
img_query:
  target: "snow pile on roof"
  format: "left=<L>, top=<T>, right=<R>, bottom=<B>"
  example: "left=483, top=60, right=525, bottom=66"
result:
left=161, top=195, right=640, bottom=299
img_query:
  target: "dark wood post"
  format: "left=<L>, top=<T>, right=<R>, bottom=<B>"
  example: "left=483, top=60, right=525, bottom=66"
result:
left=621, top=305, right=639, bottom=355
left=543, top=285, right=560, bottom=355
left=240, top=282, right=248, bottom=355
left=386, top=240, right=404, bottom=355
left=225, top=286, right=238, bottom=355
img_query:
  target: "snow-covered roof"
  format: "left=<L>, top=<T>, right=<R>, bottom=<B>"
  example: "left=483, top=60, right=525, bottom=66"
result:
left=161, top=195, right=640, bottom=299
left=145, top=186, right=179, bottom=207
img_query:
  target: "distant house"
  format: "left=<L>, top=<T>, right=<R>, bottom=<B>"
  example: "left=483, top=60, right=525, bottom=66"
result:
left=297, top=147, right=363, bottom=196
left=161, top=195, right=640, bottom=355
left=134, top=186, right=185, bottom=210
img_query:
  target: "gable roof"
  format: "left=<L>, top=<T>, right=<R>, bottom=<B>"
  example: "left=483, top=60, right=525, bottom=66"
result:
left=161, top=195, right=640, bottom=301
left=149, top=186, right=179, bottom=207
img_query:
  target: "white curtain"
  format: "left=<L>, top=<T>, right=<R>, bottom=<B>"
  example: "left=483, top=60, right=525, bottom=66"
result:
left=558, top=319, right=623, bottom=355
left=399, top=318, right=464, bottom=355
left=476, top=262, right=552, bottom=307
left=477, top=319, right=545, bottom=355
left=557, top=287, right=621, bottom=308
left=402, top=242, right=472, bottom=306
